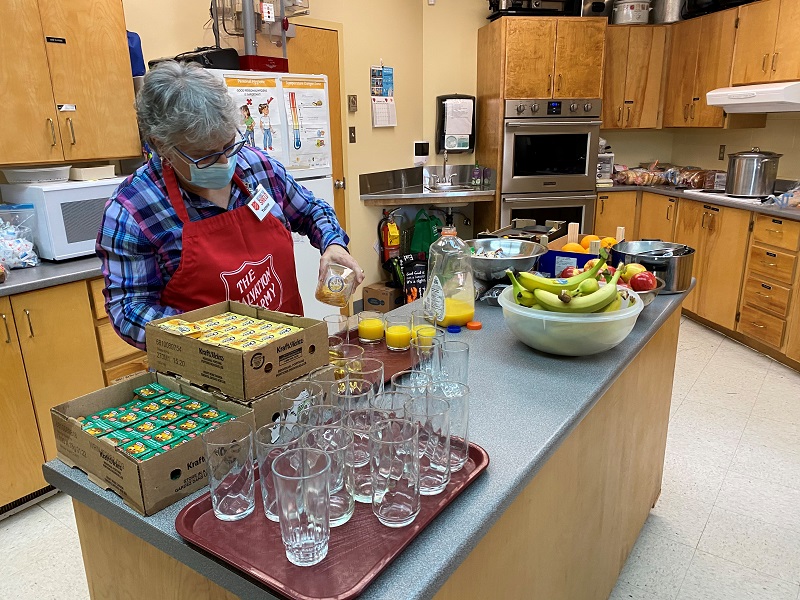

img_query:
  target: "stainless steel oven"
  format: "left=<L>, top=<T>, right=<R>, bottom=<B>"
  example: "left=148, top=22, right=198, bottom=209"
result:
left=501, top=192, right=596, bottom=231
left=502, top=99, right=602, bottom=195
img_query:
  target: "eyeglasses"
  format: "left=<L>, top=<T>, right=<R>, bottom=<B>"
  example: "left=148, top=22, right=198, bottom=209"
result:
left=172, top=130, right=247, bottom=169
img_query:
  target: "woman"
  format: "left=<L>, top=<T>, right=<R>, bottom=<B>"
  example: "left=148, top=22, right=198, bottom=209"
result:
left=97, top=61, right=363, bottom=350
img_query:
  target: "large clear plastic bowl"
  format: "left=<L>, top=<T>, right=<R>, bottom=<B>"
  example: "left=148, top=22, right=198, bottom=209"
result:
left=498, top=284, right=644, bottom=356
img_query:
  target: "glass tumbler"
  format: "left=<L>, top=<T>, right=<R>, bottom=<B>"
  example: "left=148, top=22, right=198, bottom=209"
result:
left=280, top=381, right=323, bottom=425
left=345, top=407, right=381, bottom=504
left=440, top=340, right=470, bottom=385
left=428, top=381, right=470, bottom=472
left=357, top=311, right=384, bottom=344
left=405, top=396, right=451, bottom=496
left=370, top=419, right=420, bottom=528
left=346, top=357, right=385, bottom=396
left=384, top=314, right=412, bottom=352
left=324, top=314, right=350, bottom=344
left=298, top=404, right=345, bottom=427
left=330, top=377, right=374, bottom=412
left=271, top=448, right=331, bottom=567
left=255, top=421, right=305, bottom=522
left=302, top=426, right=355, bottom=527
left=391, top=370, right=432, bottom=398
left=306, top=365, right=346, bottom=401
left=410, top=338, right=442, bottom=381
left=370, top=390, right=412, bottom=421
left=330, top=344, right=365, bottom=381
left=203, top=420, right=256, bottom=521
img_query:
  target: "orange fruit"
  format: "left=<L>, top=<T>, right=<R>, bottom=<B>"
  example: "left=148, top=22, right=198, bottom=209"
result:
left=600, top=237, right=618, bottom=249
left=561, top=242, right=587, bottom=253
left=580, top=234, right=600, bottom=250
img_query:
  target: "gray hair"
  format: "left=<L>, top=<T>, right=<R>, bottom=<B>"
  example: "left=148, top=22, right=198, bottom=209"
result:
left=136, top=61, right=238, bottom=153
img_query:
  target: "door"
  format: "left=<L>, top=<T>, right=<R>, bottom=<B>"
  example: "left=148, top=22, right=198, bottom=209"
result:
left=639, top=193, right=676, bottom=242
left=38, top=0, right=140, bottom=160
left=504, top=18, right=557, bottom=99
left=786, top=294, right=800, bottom=363
left=692, top=9, right=737, bottom=127
left=602, top=26, right=629, bottom=129
left=731, top=0, right=779, bottom=85
left=0, top=0, right=64, bottom=164
left=554, top=19, right=606, bottom=98
left=595, top=192, right=636, bottom=238
left=625, top=26, right=666, bottom=129
left=662, top=19, right=701, bottom=128
left=286, top=25, right=348, bottom=228
left=674, top=199, right=706, bottom=313
left=772, top=0, right=800, bottom=82
left=12, top=282, right=104, bottom=460
left=0, top=297, right=46, bottom=505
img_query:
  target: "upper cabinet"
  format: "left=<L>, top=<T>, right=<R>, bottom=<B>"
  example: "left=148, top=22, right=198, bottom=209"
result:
left=0, top=0, right=140, bottom=165
left=732, top=0, right=800, bottom=85
left=504, top=17, right=606, bottom=99
left=663, top=8, right=737, bottom=128
left=602, top=25, right=666, bottom=129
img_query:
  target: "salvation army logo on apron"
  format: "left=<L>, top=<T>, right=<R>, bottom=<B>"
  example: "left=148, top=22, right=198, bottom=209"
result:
left=220, top=254, right=284, bottom=310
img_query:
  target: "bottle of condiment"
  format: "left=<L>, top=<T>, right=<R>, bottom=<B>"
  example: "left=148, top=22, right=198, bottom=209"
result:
left=423, top=226, right=475, bottom=328
left=471, top=163, right=481, bottom=186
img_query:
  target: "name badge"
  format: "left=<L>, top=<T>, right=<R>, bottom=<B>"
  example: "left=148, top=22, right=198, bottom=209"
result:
left=247, top=184, right=276, bottom=221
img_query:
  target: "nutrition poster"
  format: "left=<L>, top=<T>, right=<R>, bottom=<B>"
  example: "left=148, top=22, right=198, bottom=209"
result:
left=281, top=78, right=331, bottom=170
left=223, top=76, right=286, bottom=164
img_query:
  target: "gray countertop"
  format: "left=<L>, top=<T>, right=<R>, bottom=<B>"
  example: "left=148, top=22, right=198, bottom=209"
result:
left=599, top=185, right=800, bottom=221
left=0, top=256, right=101, bottom=297
left=44, top=290, right=687, bottom=600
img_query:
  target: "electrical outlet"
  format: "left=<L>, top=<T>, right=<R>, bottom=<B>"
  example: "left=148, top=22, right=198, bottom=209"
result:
left=349, top=127, right=356, bottom=143
left=718, top=144, right=726, bottom=160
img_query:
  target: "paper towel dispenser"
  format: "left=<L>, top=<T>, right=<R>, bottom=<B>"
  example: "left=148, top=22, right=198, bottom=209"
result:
left=435, top=94, right=476, bottom=154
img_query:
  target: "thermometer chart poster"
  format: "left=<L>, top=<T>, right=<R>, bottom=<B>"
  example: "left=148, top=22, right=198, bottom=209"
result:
left=282, top=79, right=331, bottom=171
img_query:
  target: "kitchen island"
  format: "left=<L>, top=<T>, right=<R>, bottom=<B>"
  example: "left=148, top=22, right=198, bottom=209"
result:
left=44, top=290, right=686, bottom=600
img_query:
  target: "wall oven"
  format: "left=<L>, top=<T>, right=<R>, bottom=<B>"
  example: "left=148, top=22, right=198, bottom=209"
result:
left=501, top=192, right=596, bottom=231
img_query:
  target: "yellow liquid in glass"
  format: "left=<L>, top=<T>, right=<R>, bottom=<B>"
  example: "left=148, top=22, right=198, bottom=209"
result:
left=385, top=325, right=412, bottom=349
left=358, top=318, right=384, bottom=342
left=437, top=297, right=474, bottom=327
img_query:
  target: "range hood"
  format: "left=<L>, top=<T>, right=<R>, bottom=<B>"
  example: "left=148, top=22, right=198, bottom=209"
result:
left=707, top=82, right=800, bottom=113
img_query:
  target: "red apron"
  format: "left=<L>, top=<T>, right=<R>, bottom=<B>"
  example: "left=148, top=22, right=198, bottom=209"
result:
left=159, top=161, right=304, bottom=315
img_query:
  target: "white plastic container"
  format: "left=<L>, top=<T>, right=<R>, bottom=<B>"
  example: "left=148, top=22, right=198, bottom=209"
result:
left=2, top=165, right=71, bottom=184
left=498, top=285, right=643, bottom=356
left=613, top=0, right=652, bottom=24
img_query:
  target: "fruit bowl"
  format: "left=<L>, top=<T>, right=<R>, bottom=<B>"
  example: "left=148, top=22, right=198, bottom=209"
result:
left=631, top=276, right=666, bottom=307
left=498, top=285, right=644, bottom=356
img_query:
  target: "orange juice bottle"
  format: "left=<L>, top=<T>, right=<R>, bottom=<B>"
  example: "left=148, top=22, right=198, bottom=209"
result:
left=423, top=226, right=474, bottom=327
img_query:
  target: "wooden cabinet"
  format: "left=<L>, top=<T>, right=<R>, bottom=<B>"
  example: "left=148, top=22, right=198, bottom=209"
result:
left=732, top=0, right=800, bottom=85
left=504, top=17, right=606, bottom=99
left=753, top=213, right=800, bottom=252
left=0, top=0, right=139, bottom=165
left=675, top=200, right=751, bottom=329
left=0, top=297, right=47, bottom=506
left=602, top=26, right=666, bottom=129
left=663, top=9, right=737, bottom=128
left=786, top=290, right=800, bottom=363
left=639, top=193, right=677, bottom=242
left=11, top=282, right=104, bottom=460
left=595, top=192, right=636, bottom=239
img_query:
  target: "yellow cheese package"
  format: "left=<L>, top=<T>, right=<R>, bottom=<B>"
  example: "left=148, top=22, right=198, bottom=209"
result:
left=157, top=319, right=203, bottom=338
left=215, top=312, right=245, bottom=324
left=225, top=337, right=270, bottom=352
left=192, top=316, right=225, bottom=331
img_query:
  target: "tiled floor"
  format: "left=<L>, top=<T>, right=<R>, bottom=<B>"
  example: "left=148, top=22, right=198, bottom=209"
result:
left=1, top=318, right=798, bottom=599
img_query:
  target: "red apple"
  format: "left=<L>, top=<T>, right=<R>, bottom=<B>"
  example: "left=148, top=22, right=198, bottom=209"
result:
left=629, top=271, right=658, bottom=292
left=596, top=265, right=616, bottom=282
left=559, top=266, right=581, bottom=278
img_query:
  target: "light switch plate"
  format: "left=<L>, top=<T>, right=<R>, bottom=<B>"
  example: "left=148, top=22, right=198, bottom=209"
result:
left=348, top=95, right=358, bottom=112
left=349, top=127, right=356, bottom=143
left=718, top=145, right=726, bottom=161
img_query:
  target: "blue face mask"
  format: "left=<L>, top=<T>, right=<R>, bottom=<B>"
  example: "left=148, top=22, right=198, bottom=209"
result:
left=186, top=157, right=237, bottom=190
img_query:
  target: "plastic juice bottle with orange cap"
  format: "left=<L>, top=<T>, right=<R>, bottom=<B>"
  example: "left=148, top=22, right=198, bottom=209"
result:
left=422, top=226, right=475, bottom=328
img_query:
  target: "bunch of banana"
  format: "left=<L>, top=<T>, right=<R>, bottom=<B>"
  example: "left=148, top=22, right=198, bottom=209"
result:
left=515, top=248, right=608, bottom=295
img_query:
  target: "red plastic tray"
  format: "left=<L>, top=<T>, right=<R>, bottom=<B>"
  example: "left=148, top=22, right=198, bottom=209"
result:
left=175, top=443, right=489, bottom=600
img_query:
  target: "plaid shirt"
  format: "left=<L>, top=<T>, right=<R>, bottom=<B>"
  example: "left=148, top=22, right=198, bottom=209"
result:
left=96, top=147, right=348, bottom=349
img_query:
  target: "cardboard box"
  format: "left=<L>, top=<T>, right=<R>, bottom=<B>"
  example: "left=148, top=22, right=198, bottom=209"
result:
left=51, top=372, right=255, bottom=516
left=363, top=282, right=404, bottom=313
left=146, top=301, right=327, bottom=400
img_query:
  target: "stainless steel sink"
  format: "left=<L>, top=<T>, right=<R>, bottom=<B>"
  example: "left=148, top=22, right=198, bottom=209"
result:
left=425, top=184, right=475, bottom=192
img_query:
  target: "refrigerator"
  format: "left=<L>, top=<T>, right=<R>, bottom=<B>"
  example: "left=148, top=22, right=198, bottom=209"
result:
left=212, top=70, right=337, bottom=320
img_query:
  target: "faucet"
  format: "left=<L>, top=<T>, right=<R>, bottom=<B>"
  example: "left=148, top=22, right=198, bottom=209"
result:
left=443, top=149, right=455, bottom=184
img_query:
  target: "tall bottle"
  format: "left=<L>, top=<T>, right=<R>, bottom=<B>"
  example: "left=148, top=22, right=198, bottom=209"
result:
left=423, top=226, right=475, bottom=327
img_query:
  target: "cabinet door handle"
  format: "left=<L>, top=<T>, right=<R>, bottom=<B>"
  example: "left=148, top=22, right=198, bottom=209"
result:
left=765, top=228, right=783, bottom=234
left=755, top=292, right=772, bottom=299
left=707, top=212, right=714, bottom=231
left=547, top=74, right=552, bottom=94
left=690, top=103, right=695, bottom=120
left=1, top=314, right=10, bottom=344
left=618, top=106, right=622, bottom=125
left=666, top=204, right=672, bottom=221
left=47, top=118, right=57, bottom=146
left=67, top=118, right=76, bottom=144
left=626, top=106, right=631, bottom=124
left=24, top=309, right=34, bottom=337
left=557, top=73, right=562, bottom=92
left=760, top=261, right=778, bottom=267
left=701, top=212, right=707, bottom=229
left=762, top=53, right=769, bottom=73
left=684, top=104, right=689, bottom=121
left=600, top=198, right=605, bottom=214
left=750, top=322, right=766, bottom=329
left=772, top=53, right=779, bottom=72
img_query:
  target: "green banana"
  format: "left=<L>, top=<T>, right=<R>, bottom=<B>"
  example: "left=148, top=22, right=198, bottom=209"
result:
left=534, top=262, right=624, bottom=313
left=517, top=248, right=608, bottom=294
left=506, top=270, right=538, bottom=308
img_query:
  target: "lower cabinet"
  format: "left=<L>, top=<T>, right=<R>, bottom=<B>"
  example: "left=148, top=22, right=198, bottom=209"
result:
left=595, top=191, right=637, bottom=239
left=0, top=297, right=46, bottom=505
left=638, top=192, right=677, bottom=242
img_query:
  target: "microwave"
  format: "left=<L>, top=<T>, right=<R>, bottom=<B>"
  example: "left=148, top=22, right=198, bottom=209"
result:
left=0, top=177, right=125, bottom=261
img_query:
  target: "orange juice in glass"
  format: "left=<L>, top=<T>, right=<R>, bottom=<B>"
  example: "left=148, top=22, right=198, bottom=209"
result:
left=385, top=315, right=412, bottom=351
left=357, top=311, right=384, bottom=344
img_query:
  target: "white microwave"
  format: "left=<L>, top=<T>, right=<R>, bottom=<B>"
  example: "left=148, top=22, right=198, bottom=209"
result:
left=0, top=177, right=125, bottom=261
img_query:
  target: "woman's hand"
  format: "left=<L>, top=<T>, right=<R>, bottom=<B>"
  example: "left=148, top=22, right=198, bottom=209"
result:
left=320, top=244, right=365, bottom=286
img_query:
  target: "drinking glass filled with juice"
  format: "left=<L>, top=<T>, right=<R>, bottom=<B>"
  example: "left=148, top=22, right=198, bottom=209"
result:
left=357, top=311, right=384, bottom=344
left=385, top=315, right=412, bottom=351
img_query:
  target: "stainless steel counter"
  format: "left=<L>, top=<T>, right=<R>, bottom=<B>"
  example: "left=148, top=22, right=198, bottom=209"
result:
left=0, top=257, right=102, bottom=297
left=360, top=166, right=496, bottom=205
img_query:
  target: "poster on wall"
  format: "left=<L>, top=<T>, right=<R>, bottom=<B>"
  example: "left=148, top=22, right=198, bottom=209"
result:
left=281, top=78, right=331, bottom=170
left=223, top=76, right=286, bottom=164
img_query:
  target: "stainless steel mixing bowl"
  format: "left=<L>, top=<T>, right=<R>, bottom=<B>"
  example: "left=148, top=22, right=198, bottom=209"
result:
left=466, top=238, right=548, bottom=281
